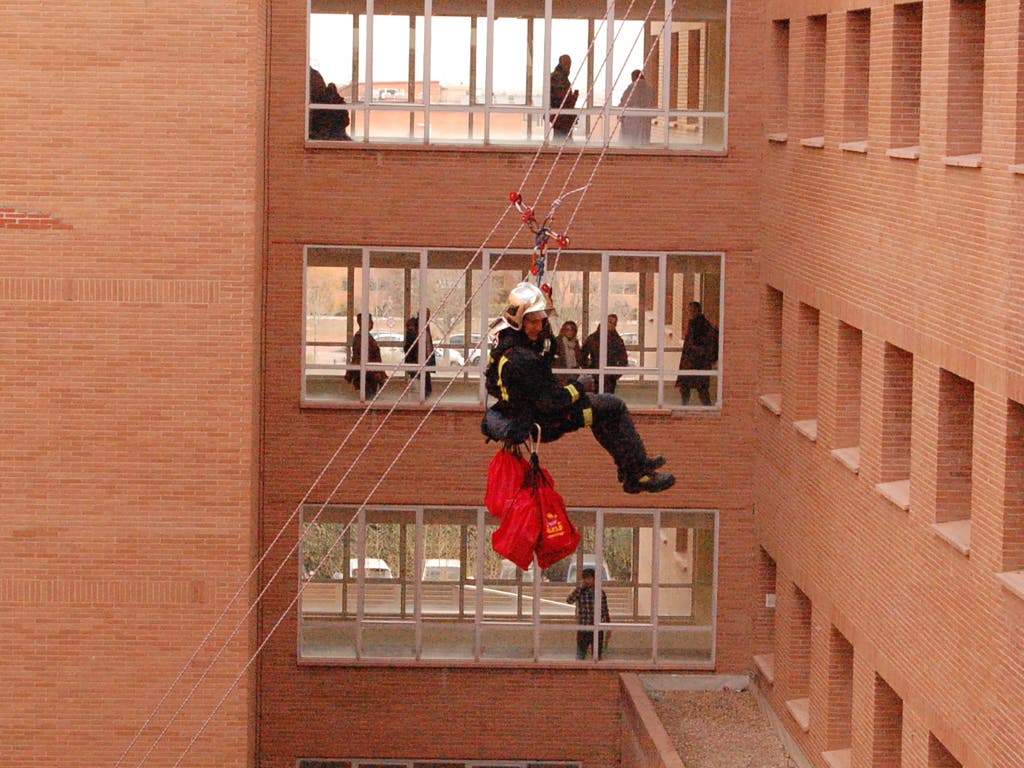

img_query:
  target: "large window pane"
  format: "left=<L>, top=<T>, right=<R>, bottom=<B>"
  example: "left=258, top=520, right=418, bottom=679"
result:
left=299, top=505, right=717, bottom=665
left=307, top=0, right=728, bottom=148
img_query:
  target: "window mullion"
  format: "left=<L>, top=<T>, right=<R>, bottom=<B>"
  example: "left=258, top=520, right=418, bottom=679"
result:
left=422, top=0, right=431, bottom=143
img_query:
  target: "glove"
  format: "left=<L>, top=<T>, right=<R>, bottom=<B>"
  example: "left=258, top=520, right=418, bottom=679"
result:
left=575, top=374, right=596, bottom=393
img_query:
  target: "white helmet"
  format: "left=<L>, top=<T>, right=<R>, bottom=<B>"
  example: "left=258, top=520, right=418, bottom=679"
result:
left=501, top=282, right=549, bottom=330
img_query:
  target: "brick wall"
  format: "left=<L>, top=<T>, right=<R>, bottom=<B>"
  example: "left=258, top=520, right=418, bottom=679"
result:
left=0, top=1, right=266, bottom=766
left=260, top=0, right=765, bottom=763
left=756, top=0, right=1024, bottom=765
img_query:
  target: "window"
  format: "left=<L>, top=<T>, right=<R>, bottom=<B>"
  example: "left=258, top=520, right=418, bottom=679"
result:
left=823, top=627, right=853, bottom=757
left=931, top=369, right=974, bottom=552
left=876, top=343, right=913, bottom=509
left=768, top=20, right=790, bottom=136
left=890, top=2, right=922, bottom=152
left=843, top=10, right=870, bottom=146
left=303, top=246, right=724, bottom=410
left=753, top=547, right=777, bottom=684
left=802, top=15, right=827, bottom=142
left=928, top=734, right=963, bottom=768
left=784, top=584, right=812, bottom=731
left=945, top=0, right=985, bottom=161
left=831, top=321, right=862, bottom=470
left=1002, top=400, right=1024, bottom=571
left=871, top=674, right=904, bottom=768
left=1017, top=0, right=1024, bottom=166
left=307, top=0, right=729, bottom=150
left=758, top=285, right=783, bottom=414
left=298, top=504, right=718, bottom=666
left=792, top=302, right=820, bottom=439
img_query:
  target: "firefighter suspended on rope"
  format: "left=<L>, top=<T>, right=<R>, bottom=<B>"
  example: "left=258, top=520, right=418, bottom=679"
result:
left=481, top=281, right=675, bottom=494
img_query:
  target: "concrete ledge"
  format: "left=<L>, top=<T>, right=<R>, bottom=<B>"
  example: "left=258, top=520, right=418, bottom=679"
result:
left=886, top=145, right=920, bottom=160
left=753, top=653, right=775, bottom=684
left=839, top=140, right=868, bottom=153
left=800, top=136, right=825, bottom=148
left=793, top=419, right=818, bottom=442
left=620, top=674, right=685, bottom=768
left=831, top=446, right=860, bottom=474
left=767, top=132, right=789, bottom=143
left=997, top=570, right=1024, bottom=600
left=759, top=393, right=782, bottom=415
left=785, top=697, right=810, bottom=731
left=875, top=479, right=910, bottom=511
left=822, top=747, right=852, bottom=768
left=943, top=152, right=982, bottom=168
left=931, top=519, right=971, bottom=555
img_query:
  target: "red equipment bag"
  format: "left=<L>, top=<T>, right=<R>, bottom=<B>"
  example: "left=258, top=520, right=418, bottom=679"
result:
left=485, top=445, right=529, bottom=519
left=534, top=475, right=580, bottom=569
left=492, top=445, right=548, bottom=570
left=492, top=484, right=543, bottom=571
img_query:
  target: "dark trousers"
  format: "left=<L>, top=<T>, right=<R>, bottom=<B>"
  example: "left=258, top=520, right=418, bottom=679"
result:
left=679, top=378, right=711, bottom=405
left=587, top=393, right=649, bottom=480
left=576, top=629, right=607, bottom=660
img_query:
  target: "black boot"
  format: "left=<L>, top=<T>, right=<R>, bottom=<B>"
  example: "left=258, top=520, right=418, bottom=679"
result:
left=623, top=471, right=676, bottom=494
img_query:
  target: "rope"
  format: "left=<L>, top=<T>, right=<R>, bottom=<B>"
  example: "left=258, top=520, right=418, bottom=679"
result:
left=120, top=11, right=660, bottom=767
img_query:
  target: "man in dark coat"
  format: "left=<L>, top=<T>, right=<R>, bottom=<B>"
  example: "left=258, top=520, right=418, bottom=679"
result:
left=549, top=54, right=579, bottom=139
left=483, top=283, right=673, bottom=494
left=581, top=314, right=629, bottom=393
left=675, top=301, right=718, bottom=406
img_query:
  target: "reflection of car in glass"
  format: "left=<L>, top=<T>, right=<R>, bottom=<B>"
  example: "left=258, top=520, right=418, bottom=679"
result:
left=564, top=555, right=612, bottom=583
left=439, top=333, right=484, bottom=367
left=498, top=561, right=543, bottom=581
left=372, top=332, right=406, bottom=366
left=346, top=557, right=394, bottom=579
left=422, top=558, right=461, bottom=581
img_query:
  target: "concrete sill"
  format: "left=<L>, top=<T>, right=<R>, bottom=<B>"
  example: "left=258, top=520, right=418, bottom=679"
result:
left=785, top=698, right=810, bottom=731
left=793, top=419, right=818, bottom=442
left=767, top=132, right=789, bottom=143
left=800, top=136, right=825, bottom=148
left=839, top=140, right=868, bottom=153
left=753, top=653, right=775, bottom=684
left=1011, top=163, right=1024, bottom=175
left=997, top=570, right=1024, bottom=601
left=931, top=519, right=971, bottom=555
left=822, top=748, right=852, bottom=768
left=875, top=479, right=910, bottom=511
left=831, top=446, right=860, bottom=474
left=886, top=145, right=920, bottom=160
left=758, top=393, right=782, bottom=415
left=943, top=153, right=982, bottom=168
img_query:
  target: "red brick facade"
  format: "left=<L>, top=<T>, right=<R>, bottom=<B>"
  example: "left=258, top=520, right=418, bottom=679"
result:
left=4, top=0, right=1022, bottom=766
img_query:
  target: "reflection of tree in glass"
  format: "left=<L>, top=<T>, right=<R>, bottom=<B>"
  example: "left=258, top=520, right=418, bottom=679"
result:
left=306, top=273, right=340, bottom=343
left=302, top=522, right=351, bottom=577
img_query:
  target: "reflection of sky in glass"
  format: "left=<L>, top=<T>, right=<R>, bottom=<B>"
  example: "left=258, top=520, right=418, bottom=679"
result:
left=310, top=14, right=645, bottom=100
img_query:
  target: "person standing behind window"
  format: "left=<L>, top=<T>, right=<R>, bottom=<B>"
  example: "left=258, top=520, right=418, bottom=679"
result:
left=581, top=314, right=629, bottom=393
left=675, top=301, right=718, bottom=405
left=554, top=320, right=582, bottom=383
left=344, top=313, right=385, bottom=398
left=549, top=54, right=579, bottom=140
left=618, top=69, right=654, bottom=145
left=404, top=310, right=435, bottom=398
left=567, top=567, right=610, bottom=660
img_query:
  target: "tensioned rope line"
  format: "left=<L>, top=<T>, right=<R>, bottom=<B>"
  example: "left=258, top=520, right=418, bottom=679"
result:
left=519, top=0, right=661, bottom=289
left=119, top=206, right=526, bottom=768
left=122, top=14, right=656, bottom=768
left=547, top=0, right=671, bottom=281
left=120, top=209, right=526, bottom=768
